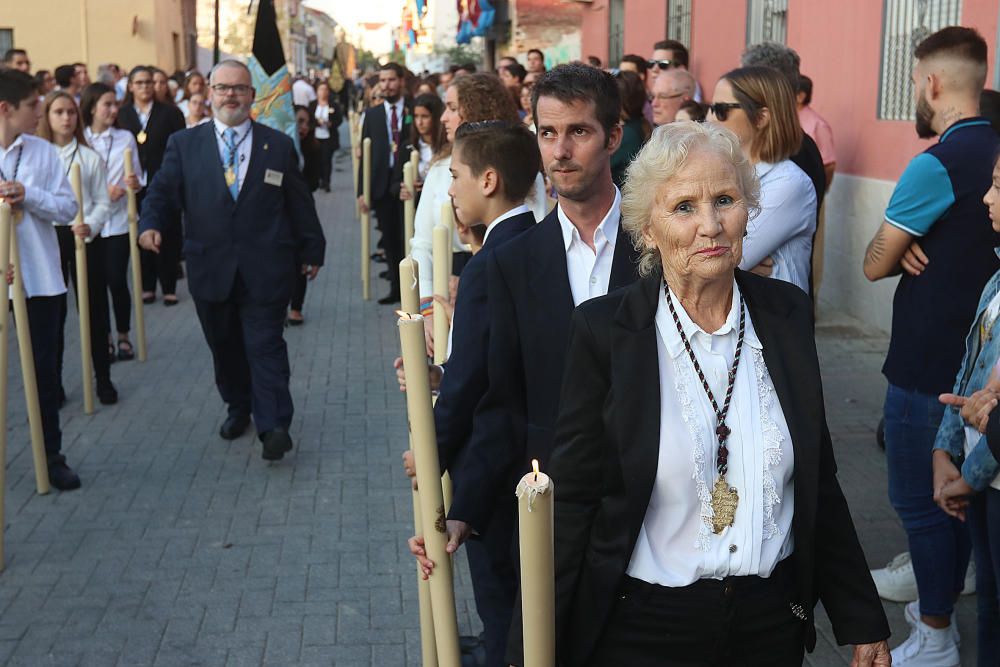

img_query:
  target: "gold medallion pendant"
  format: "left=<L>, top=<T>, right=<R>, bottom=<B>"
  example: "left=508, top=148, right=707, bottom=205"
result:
left=224, top=167, right=236, bottom=187
left=710, top=478, right=739, bottom=534
left=136, top=130, right=147, bottom=145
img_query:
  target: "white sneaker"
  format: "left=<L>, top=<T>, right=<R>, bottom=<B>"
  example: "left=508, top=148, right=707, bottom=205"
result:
left=891, top=619, right=960, bottom=667
left=903, top=600, right=960, bottom=648
left=872, top=552, right=918, bottom=602
left=962, top=558, right=976, bottom=595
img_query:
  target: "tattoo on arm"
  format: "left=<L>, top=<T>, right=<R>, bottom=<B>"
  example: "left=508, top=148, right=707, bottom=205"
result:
left=865, top=227, right=888, bottom=269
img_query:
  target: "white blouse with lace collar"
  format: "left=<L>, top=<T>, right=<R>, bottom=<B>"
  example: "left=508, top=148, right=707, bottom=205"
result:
left=625, top=279, right=796, bottom=587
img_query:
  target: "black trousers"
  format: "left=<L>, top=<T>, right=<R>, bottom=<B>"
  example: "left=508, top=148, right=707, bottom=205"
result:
left=318, top=137, right=335, bottom=188
left=55, top=227, right=111, bottom=386
left=372, top=196, right=403, bottom=293
left=103, top=232, right=132, bottom=335
left=16, top=296, right=63, bottom=463
left=466, top=502, right=517, bottom=667
left=193, top=273, right=292, bottom=434
left=586, top=560, right=805, bottom=667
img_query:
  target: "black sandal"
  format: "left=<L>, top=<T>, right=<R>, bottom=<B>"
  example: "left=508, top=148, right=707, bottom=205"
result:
left=117, top=339, right=135, bottom=361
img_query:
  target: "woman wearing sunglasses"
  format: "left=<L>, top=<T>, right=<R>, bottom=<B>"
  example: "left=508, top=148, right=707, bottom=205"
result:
left=708, top=66, right=817, bottom=294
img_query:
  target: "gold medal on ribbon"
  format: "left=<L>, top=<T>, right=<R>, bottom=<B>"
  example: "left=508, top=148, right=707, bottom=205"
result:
left=224, top=167, right=236, bottom=187
left=391, top=140, right=397, bottom=154
left=137, top=130, right=147, bottom=145
left=710, top=478, right=739, bottom=534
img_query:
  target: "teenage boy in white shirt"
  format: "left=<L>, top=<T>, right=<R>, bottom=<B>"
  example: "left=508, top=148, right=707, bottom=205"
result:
left=0, top=69, right=82, bottom=490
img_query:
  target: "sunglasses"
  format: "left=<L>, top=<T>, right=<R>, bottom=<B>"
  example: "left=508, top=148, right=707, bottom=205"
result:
left=708, top=102, right=743, bottom=121
left=648, top=59, right=679, bottom=71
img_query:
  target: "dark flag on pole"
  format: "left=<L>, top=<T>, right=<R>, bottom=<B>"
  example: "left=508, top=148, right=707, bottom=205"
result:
left=247, top=0, right=300, bottom=156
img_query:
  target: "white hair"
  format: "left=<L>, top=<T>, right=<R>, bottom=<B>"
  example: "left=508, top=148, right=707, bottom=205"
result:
left=621, top=122, right=761, bottom=276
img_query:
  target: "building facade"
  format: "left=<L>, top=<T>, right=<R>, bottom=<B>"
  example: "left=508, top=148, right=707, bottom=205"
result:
left=2, top=0, right=197, bottom=73
left=581, top=0, right=1000, bottom=332
left=304, top=6, right=338, bottom=75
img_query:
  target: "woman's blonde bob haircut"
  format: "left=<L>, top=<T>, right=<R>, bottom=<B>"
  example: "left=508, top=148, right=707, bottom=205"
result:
left=621, top=121, right=760, bottom=277
left=723, top=65, right=803, bottom=164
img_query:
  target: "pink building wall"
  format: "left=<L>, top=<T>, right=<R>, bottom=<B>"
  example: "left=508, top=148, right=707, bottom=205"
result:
left=580, top=0, right=1000, bottom=181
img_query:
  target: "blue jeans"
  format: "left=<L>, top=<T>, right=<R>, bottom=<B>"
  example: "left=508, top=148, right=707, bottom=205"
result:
left=884, top=384, right=971, bottom=617
left=968, top=488, right=1000, bottom=665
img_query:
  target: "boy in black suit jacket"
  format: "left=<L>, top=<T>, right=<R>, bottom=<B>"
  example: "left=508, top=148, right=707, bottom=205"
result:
left=401, top=121, right=540, bottom=667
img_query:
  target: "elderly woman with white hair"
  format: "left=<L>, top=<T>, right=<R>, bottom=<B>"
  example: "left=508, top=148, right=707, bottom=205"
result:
left=538, top=122, right=890, bottom=666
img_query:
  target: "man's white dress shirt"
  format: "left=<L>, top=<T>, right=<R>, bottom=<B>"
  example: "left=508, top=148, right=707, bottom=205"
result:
left=556, top=186, right=621, bottom=306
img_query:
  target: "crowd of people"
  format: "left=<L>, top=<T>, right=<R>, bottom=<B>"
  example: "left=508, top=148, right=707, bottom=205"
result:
left=4, top=21, right=1000, bottom=667
left=347, top=27, right=1000, bottom=667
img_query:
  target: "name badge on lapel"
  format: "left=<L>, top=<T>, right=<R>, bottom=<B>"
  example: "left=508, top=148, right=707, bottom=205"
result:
left=264, top=169, right=284, bottom=187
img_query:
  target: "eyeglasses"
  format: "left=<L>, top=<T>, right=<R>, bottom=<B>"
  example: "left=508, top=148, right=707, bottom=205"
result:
left=211, top=84, right=253, bottom=96
left=707, top=102, right=743, bottom=122
left=648, top=59, right=678, bottom=71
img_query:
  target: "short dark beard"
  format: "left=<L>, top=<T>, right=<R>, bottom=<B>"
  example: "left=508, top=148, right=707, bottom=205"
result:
left=915, top=95, right=937, bottom=139
left=384, top=93, right=400, bottom=104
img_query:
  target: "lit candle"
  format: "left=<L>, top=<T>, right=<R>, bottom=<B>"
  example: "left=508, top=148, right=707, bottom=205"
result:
left=397, top=311, right=461, bottom=667
left=123, top=147, right=147, bottom=361
left=432, top=225, right=450, bottom=365
left=517, top=459, right=555, bottom=667
left=361, top=137, right=372, bottom=300
left=69, top=163, right=95, bottom=415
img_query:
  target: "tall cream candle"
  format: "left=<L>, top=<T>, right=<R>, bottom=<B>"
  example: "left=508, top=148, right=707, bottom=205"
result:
left=517, top=459, right=556, bottom=667
left=69, top=164, right=94, bottom=415
left=123, top=148, right=147, bottom=361
left=361, top=137, right=372, bottom=300
left=0, top=204, right=11, bottom=566
left=9, top=222, right=50, bottom=495
left=440, top=202, right=455, bottom=276
left=397, top=313, right=461, bottom=667
left=431, top=225, right=450, bottom=365
left=403, top=159, right=416, bottom=257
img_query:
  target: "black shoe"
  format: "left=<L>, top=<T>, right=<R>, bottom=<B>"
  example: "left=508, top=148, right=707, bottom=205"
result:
left=163, top=296, right=179, bottom=307
left=379, top=270, right=389, bottom=279
left=377, top=291, right=400, bottom=305
left=48, top=462, right=81, bottom=491
left=97, top=380, right=118, bottom=405
left=219, top=414, right=251, bottom=440
left=117, top=339, right=135, bottom=361
left=373, top=255, right=387, bottom=264
left=260, top=428, right=293, bottom=461
left=459, top=635, right=483, bottom=654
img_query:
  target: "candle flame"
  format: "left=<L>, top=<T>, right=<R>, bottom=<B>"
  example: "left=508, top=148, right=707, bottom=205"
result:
left=532, top=458, right=539, bottom=482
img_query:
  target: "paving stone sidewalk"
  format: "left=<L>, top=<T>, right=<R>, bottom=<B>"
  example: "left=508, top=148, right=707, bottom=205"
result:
left=0, top=138, right=977, bottom=666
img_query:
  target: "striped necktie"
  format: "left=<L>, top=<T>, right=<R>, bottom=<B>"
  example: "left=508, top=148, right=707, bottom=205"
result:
left=224, top=127, right=239, bottom=200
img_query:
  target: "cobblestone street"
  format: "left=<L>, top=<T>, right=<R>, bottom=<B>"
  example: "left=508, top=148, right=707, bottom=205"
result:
left=0, top=137, right=978, bottom=666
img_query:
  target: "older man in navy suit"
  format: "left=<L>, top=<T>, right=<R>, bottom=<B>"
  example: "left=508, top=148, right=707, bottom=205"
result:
left=139, top=60, right=325, bottom=461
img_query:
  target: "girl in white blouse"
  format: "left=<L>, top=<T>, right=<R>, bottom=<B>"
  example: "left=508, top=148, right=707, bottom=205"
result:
left=81, top=82, right=142, bottom=363
left=37, top=90, right=118, bottom=405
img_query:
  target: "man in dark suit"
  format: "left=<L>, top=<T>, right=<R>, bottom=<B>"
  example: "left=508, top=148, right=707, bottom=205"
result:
left=118, top=65, right=186, bottom=305
left=356, top=62, right=411, bottom=304
left=139, top=60, right=325, bottom=461
left=408, top=63, right=640, bottom=654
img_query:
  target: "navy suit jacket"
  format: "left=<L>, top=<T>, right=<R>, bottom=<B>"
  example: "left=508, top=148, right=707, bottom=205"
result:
left=448, top=207, right=639, bottom=531
left=139, top=121, right=326, bottom=304
left=434, top=210, right=536, bottom=472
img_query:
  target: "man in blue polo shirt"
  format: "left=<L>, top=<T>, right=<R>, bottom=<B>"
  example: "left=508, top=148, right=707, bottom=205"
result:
left=863, top=27, right=999, bottom=667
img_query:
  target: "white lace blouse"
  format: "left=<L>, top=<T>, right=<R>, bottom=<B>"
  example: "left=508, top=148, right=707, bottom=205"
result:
left=625, top=280, right=796, bottom=587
